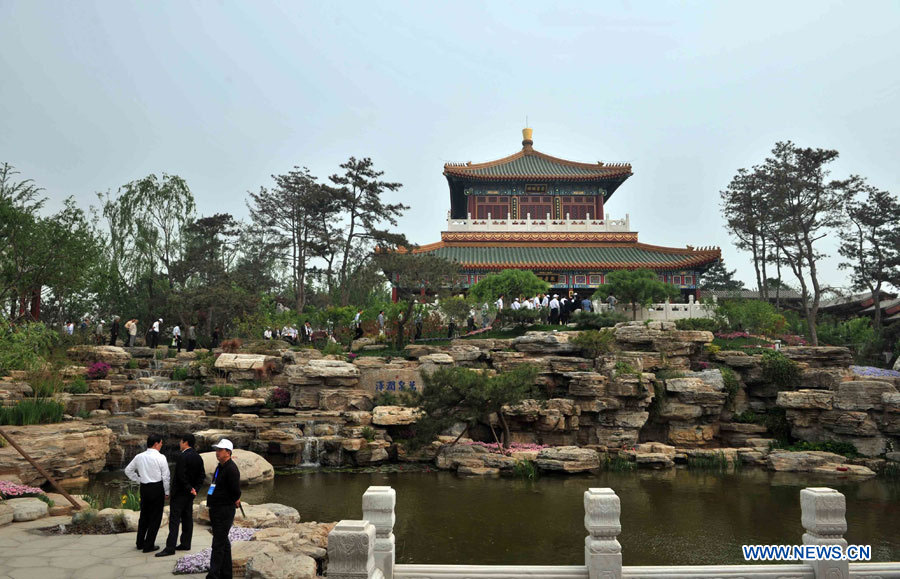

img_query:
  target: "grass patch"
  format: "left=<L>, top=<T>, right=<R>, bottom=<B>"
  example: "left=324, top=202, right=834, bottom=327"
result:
left=882, top=462, right=900, bottom=478
left=571, top=329, right=615, bottom=358
left=760, top=351, right=802, bottom=390
left=171, top=367, right=189, bottom=381
left=712, top=336, right=773, bottom=350
left=0, top=399, right=65, bottom=425
left=126, top=358, right=139, bottom=369
left=601, top=455, right=635, bottom=472
left=732, top=410, right=763, bottom=424
left=686, top=451, right=731, bottom=472
left=209, top=385, right=237, bottom=397
left=360, top=426, right=375, bottom=442
left=66, top=375, right=90, bottom=394
left=719, top=366, right=740, bottom=409
left=614, top=360, right=639, bottom=377
left=512, top=459, right=539, bottom=481
left=655, top=368, right=686, bottom=381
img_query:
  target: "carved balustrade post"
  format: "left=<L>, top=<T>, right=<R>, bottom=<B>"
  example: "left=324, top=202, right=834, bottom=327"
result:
left=327, top=520, right=381, bottom=579
left=363, top=486, right=396, bottom=579
left=584, top=487, right=622, bottom=579
left=801, top=487, right=849, bottom=579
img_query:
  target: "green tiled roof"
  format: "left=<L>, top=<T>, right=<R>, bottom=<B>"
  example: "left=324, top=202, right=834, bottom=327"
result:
left=423, top=245, right=716, bottom=268
left=463, top=155, right=602, bottom=177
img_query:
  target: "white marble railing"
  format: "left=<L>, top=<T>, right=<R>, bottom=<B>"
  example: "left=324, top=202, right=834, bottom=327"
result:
left=326, top=486, right=899, bottom=579
left=446, top=212, right=631, bottom=233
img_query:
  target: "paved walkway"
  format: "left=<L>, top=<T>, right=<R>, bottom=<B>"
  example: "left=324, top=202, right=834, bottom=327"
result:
left=0, top=516, right=210, bottom=579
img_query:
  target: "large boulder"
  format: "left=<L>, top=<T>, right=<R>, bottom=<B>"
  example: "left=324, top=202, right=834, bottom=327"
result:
left=302, top=359, right=360, bottom=379
left=6, top=497, right=48, bottom=521
left=512, top=332, right=578, bottom=354
left=198, top=501, right=300, bottom=528
left=66, top=345, right=132, bottom=367
left=0, top=503, right=13, bottom=526
left=200, top=449, right=275, bottom=485
left=535, top=446, right=600, bottom=473
left=766, top=450, right=846, bottom=472
left=372, top=405, right=422, bottom=426
left=215, top=353, right=283, bottom=374
left=781, top=346, right=853, bottom=368
left=246, top=552, right=317, bottom=579
left=0, top=423, right=113, bottom=486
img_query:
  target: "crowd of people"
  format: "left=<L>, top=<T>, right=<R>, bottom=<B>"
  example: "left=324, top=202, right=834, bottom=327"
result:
left=262, top=321, right=315, bottom=344
left=492, top=291, right=616, bottom=325
left=61, top=317, right=205, bottom=352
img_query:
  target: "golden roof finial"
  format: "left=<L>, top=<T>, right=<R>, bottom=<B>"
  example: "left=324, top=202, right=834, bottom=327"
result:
left=522, top=126, right=533, bottom=149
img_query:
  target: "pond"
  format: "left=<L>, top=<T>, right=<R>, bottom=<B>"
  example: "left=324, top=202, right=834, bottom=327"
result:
left=84, top=467, right=900, bottom=566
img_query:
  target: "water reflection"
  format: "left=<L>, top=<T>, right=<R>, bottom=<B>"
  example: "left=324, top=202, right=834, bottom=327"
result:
left=85, top=468, right=900, bottom=566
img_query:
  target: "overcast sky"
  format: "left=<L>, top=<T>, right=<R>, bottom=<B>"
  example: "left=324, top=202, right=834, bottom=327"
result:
left=2, top=1, right=899, bottom=291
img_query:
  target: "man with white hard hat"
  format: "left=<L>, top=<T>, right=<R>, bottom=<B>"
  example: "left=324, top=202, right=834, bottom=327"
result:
left=207, top=439, right=241, bottom=579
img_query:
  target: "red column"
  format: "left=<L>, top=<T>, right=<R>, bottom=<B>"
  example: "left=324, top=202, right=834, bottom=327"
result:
left=29, top=288, right=40, bottom=321
left=391, top=286, right=398, bottom=303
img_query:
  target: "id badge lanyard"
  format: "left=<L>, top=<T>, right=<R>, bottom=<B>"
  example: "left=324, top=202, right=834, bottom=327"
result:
left=207, top=466, right=218, bottom=496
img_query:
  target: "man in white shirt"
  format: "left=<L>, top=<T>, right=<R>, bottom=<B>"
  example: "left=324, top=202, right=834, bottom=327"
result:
left=495, top=295, right=504, bottom=311
left=172, top=324, right=182, bottom=353
left=150, top=318, right=162, bottom=349
left=549, top=294, right=561, bottom=325
left=124, top=434, right=171, bottom=553
left=511, top=298, right=520, bottom=311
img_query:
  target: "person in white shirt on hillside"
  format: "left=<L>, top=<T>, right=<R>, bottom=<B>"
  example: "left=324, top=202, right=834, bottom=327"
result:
left=172, top=324, right=182, bottom=353
left=124, top=434, right=171, bottom=553
left=150, top=318, right=162, bottom=349
left=511, top=298, right=520, bottom=311
left=549, top=294, right=561, bottom=325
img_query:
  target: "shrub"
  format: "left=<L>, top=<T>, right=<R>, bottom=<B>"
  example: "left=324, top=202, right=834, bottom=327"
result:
left=719, top=366, right=740, bottom=408
left=654, top=368, right=685, bottom=381
left=360, top=426, right=376, bottom=442
left=571, top=310, right=627, bottom=330
left=171, top=367, right=189, bottom=381
left=321, top=341, right=344, bottom=356
left=601, top=455, right=635, bottom=471
left=495, top=308, right=541, bottom=327
left=66, top=375, right=90, bottom=394
left=85, top=362, right=110, bottom=380
left=675, top=318, right=719, bottom=332
left=0, top=399, right=65, bottom=425
left=686, top=451, right=731, bottom=471
left=209, top=385, right=237, bottom=397
left=704, top=343, right=721, bottom=355
left=614, top=360, right=638, bottom=376
left=571, top=329, right=615, bottom=358
left=126, top=358, right=139, bottom=369
left=192, top=384, right=208, bottom=396
left=266, top=387, right=291, bottom=409
left=715, top=299, right=785, bottom=334
left=76, top=409, right=91, bottom=419
left=221, top=338, right=243, bottom=353
left=760, top=350, right=801, bottom=390
left=512, top=459, right=539, bottom=481
left=732, top=410, right=761, bottom=424
left=764, top=408, right=792, bottom=445
left=28, top=371, right=63, bottom=398
left=0, top=322, right=59, bottom=374
left=121, top=487, right=140, bottom=510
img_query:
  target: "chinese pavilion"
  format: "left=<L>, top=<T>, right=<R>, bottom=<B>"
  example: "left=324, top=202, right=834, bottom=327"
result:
left=406, top=128, right=720, bottom=298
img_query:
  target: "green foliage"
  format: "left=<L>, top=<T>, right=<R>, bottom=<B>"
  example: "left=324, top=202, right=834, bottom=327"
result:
left=816, top=317, right=877, bottom=360
left=571, top=329, right=615, bottom=358
left=76, top=409, right=91, bottom=419
left=360, top=426, right=376, bottom=442
left=29, top=371, right=63, bottom=397
left=66, top=375, right=89, bottom=394
left=760, top=351, right=801, bottom=390
left=405, top=365, right=540, bottom=449
left=209, top=385, right=237, bottom=397
left=121, top=487, right=141, bottom=510
left=0, top=322, right=59, bottom=374
left=595, top=269, right=679, bottom=320
left=883, top=462, right=900, bottom=479
left=171, top=367, right=189, bottom=381
left=35, top=493, right=55, bottom=507
left=654, top=368, right=686, bottom=381
left=438, top=296, right=472, bottom=325
left=372, top=391, right=413, bottom=407
left=192, top=384, right=208, bottom=397
left=467, top=269, right=549, bottom=305
left=614, top=360, right=638, bottom=376
left=719, top=366, right=740, bottom=408
left=0, top=398, right=65, bottom=425
left=570, top=310, right=627, bottom=329
left=715, top=299, right=786, bottom=334
left=601, top=455, right=635, bottom=471
left=732, top=410, right=762, bottom=424
left=322, top=340, right=345, bottom=356
left=126, top=358, right=139, bottom=369
left=686, top=451, right=732, bottom=472
left=648, top=379, right=667, bottom=421
left=764, top=408, right=792, bottom=445
left=495, top=307, right=541, bottom=327
left=512, top=459, right=539, bottom=481
left=675, top=318, right=719, bottom=332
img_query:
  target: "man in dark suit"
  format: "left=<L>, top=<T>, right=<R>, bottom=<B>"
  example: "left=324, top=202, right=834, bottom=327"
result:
left=156, top=433, right=206, bottom=557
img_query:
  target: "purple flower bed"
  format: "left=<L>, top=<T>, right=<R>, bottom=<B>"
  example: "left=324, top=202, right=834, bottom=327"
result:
left=0, top=480, right=45, bottom=499
left=173, top=527, right=260, bottom=574
left=850, top=365, right=900, bottom=378
left=85, top=361, right=111, bottom=380
left=461, top=441, right=548, bottom=453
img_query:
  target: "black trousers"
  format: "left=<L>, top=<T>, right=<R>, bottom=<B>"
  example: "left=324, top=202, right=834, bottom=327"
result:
left=136, top=481, right=164, bottom=549
left=187, top=339, right=196, bottom=352
left=549, top=308, right=560, bottom=324
left=165, top=493, right=194, bottom=550
left=207, top=504, right=236, bottom=579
